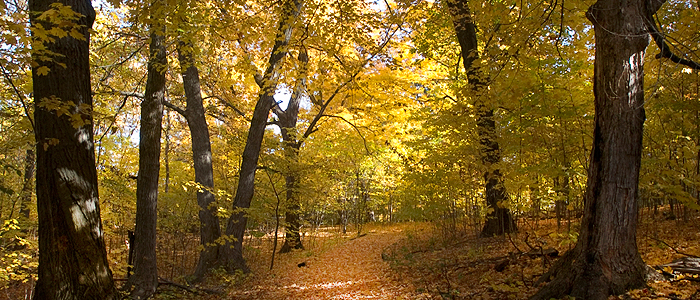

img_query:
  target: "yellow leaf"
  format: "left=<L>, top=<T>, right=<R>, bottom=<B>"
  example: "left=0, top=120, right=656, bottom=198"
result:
left=69, top=29, right=85, bottom=41
left=36, top=66, right=50, bottom=76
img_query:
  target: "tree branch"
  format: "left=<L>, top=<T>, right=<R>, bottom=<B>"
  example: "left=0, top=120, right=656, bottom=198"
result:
left=163, top=100, right=187, bottom=118
left=302, top=79, right=353, bottom=139
left=646, top=6, right=700, bottom=70
left=271, top=101, right=285, bottom=118
left=320, top=114, right=371, bottom=155
left=0, top=63, right=35, bottom=133
left=95, top=73, right=148, bottom=147
left=203, top=95, right=250, bottom=121
left=237, top=39, right=265, bottom=88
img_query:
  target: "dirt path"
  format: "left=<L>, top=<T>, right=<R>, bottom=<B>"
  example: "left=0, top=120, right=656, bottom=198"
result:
left=228, top=227, right=428, bottom=299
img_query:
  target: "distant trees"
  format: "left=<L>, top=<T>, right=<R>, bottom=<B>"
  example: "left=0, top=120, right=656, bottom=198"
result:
left=29, top=0, right=116, bottom=298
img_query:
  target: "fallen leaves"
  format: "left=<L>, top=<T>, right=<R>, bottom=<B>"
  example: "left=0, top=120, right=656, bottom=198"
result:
left=227, top=224, right=427, bottom=299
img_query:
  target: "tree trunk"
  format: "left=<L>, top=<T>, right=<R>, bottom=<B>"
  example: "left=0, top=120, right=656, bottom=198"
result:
left=555, top=172, right=570, bottom=230
left=29, top=0, right=116, bottom=297
left=127, top=26, right=166, bottom=299
left=164, top=111, right=171, bottom=193
left=221, top=0, right=303, bottom=272
left=447, top=0, right=516, bottom=237
left=277, top=49, right=308, bottom=254
left=177, top=39, right=222, bottom=281
left=530, top=0, right=659, bottom=298
left=279, top=173, right=304, bottom=253
left=19, top=149, right=35, bottom=221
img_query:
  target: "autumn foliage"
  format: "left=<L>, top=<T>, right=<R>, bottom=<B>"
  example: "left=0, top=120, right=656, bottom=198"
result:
left=2, top=0, right=700, bottom=298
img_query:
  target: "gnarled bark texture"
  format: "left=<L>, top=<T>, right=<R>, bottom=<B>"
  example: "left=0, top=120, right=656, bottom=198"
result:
left=530, top=0, right=661, bottom=299
left=127, top=26, right=166, bottom=300
left=447, top=0, right=516, bottom=237
left=29, top=0, right=116, bottom=297
left=177, top=39, right=222, bottom=281
left=221, top=0, right=304, bottom=272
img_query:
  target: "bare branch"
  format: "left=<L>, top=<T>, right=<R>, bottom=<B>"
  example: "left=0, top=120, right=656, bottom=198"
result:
left=646, top=7, right=700, bottom=70
left=96, top=73, right=148, bottom=146
left=0, top=63, right=34, bottom=133
left=203, top=95, right=250, bottom=121
left=302, top=78, right=353, bottom=139
left=163, top=100, right=187, bottom=118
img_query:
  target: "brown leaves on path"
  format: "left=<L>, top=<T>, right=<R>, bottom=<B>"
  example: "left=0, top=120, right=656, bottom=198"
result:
left=228, top=226, right=428, bottom=299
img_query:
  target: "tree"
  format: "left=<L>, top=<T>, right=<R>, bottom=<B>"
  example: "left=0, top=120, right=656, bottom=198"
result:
left=29, top=0, right=116, bottom=298
left=447, top=0, right=516, bottom=237
left=275, top=48, right=309, bottom=253
left=531, top=0, right=700, bottom=298
left=19, top=149, right=35, bottom=221
left=173, top=35, right=221, bottom=281
left=126, top=5, right=166, bottom=298
left=221, top=0, right=304, bottom=272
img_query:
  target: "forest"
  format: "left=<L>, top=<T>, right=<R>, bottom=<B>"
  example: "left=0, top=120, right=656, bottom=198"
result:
left=2, top=0, right=700, bottom=298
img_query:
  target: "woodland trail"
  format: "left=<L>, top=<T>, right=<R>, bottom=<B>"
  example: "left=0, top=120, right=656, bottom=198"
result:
left=228, top=227, right=428, bottom=299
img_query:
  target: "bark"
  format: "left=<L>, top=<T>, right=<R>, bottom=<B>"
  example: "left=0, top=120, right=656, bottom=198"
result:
left=177, top=40, right=222, bottom=281
left=446, top=0, right=516, bottom=237
left=221, top=0, right=304, bottom=272
left=127, top=27, right=166, bottom=299
left=29, top=0, right=116, bottom=297
left=277, top=49, right=309, bottom=254
left=278, top=170, right=304, bottom=253
left=19, top=149, right=35, bottom=221
left=164, top=112, right=171, bottom=193
left=530, top=0, right=656, bottom=298
left=555, top=162, right=571, bottom=230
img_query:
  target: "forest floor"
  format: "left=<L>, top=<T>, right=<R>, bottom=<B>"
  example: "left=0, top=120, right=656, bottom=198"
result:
left=4, top=214, right=700, bottom=299
left=194, top=215, right=700, bottom=300
left=217, top=223, right=427, bottom=300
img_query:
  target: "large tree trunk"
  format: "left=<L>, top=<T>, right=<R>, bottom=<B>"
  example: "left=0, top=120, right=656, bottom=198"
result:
left=277, top=49, right=308, bottom=254
left=177, top=40, right=222, bottom=281
left=447, top=0, right=516, bottom=237
left=221, top=0, right=304, bottom=272
left=530, top=0, right=657, bottom=299
left=127, top=26, right=166, bottom=299
left=29, top=0, right=116, bottom=297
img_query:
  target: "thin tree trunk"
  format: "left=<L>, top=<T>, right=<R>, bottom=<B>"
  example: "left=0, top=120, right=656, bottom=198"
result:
left=128, top=26, right=166, bottom=300
left=221, top=0, right=304, bottom=273
left=447, top=0, right=516, bottom=237
left=19, top=149, right=35, bottom=221
left=530, top=0, right=662, bottom=298
left=177, top=39, right=222, bottom=281
left=164, top=111, right=171, bottom=193
left=29, top=0, right=116, bottom=297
